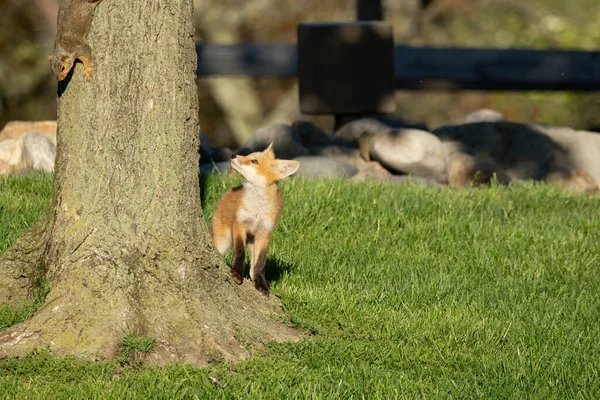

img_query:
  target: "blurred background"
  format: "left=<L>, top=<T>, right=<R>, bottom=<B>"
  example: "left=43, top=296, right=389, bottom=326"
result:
left=2, top=0, right=600, bottom=149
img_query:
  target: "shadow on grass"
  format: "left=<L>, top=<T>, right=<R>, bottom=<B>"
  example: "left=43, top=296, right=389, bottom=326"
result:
left=235, top=256, right=295, bottom=285
left=265, top=257, right=296, bottom=283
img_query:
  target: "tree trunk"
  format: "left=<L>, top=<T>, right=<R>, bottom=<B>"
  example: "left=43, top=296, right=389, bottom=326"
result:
left=0, top=0, right=300, bottom=365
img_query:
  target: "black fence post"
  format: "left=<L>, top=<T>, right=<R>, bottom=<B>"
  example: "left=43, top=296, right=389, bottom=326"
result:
left=332, top=0, right=385, bottom=130
left=357, top=0, right=383, bottom=21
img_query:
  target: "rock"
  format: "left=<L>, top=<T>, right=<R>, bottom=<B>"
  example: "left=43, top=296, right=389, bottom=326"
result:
left=0, top=160, right=10, bottom=175
left=433, top=122, right=558, bottom=181
left=21, top=132, right=56, bottom=172
left=433, top=122, right=600, bottom=185
left=544, top=168, right=598, bottom=194
left=532, top=124, right=600, bottom=183
left=461, top=109, right=505, bottom=124
left=352, top=161, right=393, bottom=182
left=200, top=161, right=231, bottom=175
left=447, top=153, right=510, bottom=188
left=292, top=120, right=331, bottom=146
left=333, top=118, right=391, bottom=146
left=0, top=121, right=57, bottom=142
left=0, top=138, right=24, bottom=167
left=240, top=124, right=308, bottom=160
left=387, top=175, right=443, bottom=188
left=292, top=156, right=358, bottom=179
left=42, top=131, right=57, bottom=146
left=369, top=128, right=448, bottom=183
left=306, top=145, right=366, bottom=168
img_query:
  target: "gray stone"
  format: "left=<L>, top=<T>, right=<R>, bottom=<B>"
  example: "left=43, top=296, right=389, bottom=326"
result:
left=433, top=122, right=555, bottom=180
left=0, top=138, right=23, bottom=167
left=532, top=124, right=600, bottom=183
left=386, top=175, right=443, bottom=188
left=0, top=160, right=10, bottom=175
left=292, top=156, right=358, bottom=179
left=544, top=168, right=598, bottom=194
left=306, top=145, right=366, bottom=168
left=241, top=124, right=308, bottom=159
left=433, top=122, right=600, bottom=184
left=352, top=161, right=393, bottom=182
left=292, top=120, right=331, bottom=146
left=447, top=152, right=511, bottom=188
left=332, top=118, right=391, bottom=146
left=461, top=109, right=505, bottom=124
left=21, top=132, right=55, bottom=172
left=369, top=128, right=448, bottom=183
left=0, top=120, right=56, bottom=142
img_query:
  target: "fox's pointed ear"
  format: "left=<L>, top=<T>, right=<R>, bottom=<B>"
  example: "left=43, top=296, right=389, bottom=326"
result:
left=272, top=159, right=300, bottom=179
left=47, top=55, right=53, bottom=61
left=264, top=142, right=275, bottom=159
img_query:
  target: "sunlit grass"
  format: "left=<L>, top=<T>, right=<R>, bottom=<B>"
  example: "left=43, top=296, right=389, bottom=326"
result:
left=1, top=173, right=599, bottom=399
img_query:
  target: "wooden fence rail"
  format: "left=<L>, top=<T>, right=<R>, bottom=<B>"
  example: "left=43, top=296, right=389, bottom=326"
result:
left=196, top=43, right=600, bottom=91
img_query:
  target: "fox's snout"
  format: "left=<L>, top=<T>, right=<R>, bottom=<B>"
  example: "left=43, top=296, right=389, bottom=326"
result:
left=231, top=154, right=237, bottom=159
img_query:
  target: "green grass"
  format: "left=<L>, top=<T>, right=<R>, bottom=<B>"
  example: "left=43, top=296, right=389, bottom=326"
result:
left=1, top=173, right=599, bottom=399
left=0, top=175, right=52, bottom=331
left=119, top=334, right=157, bottom=359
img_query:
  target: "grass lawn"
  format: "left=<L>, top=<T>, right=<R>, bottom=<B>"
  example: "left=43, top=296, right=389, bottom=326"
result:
left=1, top=173, right=599, bottom=399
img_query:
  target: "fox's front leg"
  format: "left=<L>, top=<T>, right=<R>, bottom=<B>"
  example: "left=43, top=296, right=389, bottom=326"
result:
left=231, top=223, right=246, bottom=285
left=252, top=234, right=270, bottom=298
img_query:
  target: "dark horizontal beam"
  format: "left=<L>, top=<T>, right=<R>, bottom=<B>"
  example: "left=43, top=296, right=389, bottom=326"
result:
left=393, top=46, right=600, bottom=91
left=196, top=44, right=298, bottom=77
left=196, top=43, right=600, bottom=91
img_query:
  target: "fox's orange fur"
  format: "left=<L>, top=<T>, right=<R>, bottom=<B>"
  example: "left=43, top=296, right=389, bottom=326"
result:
left=210, top=143, right=300, bottom=297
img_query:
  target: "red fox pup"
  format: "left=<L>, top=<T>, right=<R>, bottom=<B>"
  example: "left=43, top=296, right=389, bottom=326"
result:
left=210, top=143, right=300, bottom=297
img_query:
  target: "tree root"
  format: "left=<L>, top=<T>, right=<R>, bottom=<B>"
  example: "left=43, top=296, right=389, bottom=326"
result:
left=0, top=212, right=52, bottom=305
left=0, top=253, right=302, bottom=365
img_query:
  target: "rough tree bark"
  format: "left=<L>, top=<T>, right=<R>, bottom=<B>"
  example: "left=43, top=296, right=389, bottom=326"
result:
left=0, top=0, right=300, bottom=365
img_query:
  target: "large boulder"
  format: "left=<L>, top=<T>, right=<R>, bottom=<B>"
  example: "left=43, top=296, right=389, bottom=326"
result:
left=0, top=138, right=24, bottom=168
left=21, top=132, right=56, bottom=172
left=544, top=168, right=598, bottom=194
left=532, top=124, right=600, bottom=183
left=240, top=124, right=308, bottom=159
left=368, top=128, right=448, bottom=183
left=292, top=120, right=331, bottom=146
left=0, top=120, right=57, bottom=144
left=352, top=161, right=393, bottom=182
left=333, top=118, right=391, bottom=146
left=460, top=109, right=505, bottom=124
left=433, top=122, right=600, bottom=184
left=293, top=156, right=358, bottom=179
left=0, top=160, right=10, bottom=175
left=447, top=152, right=510, bottom=188
left=306, top=145, right=366, bottom=168
left=387, top=175, right=443, bottom=188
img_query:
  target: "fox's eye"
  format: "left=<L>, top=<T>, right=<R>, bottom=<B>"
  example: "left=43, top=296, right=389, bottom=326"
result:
left=61, top=66, right=66, bottom=71
left=251, top=159, right=258, bottom=164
